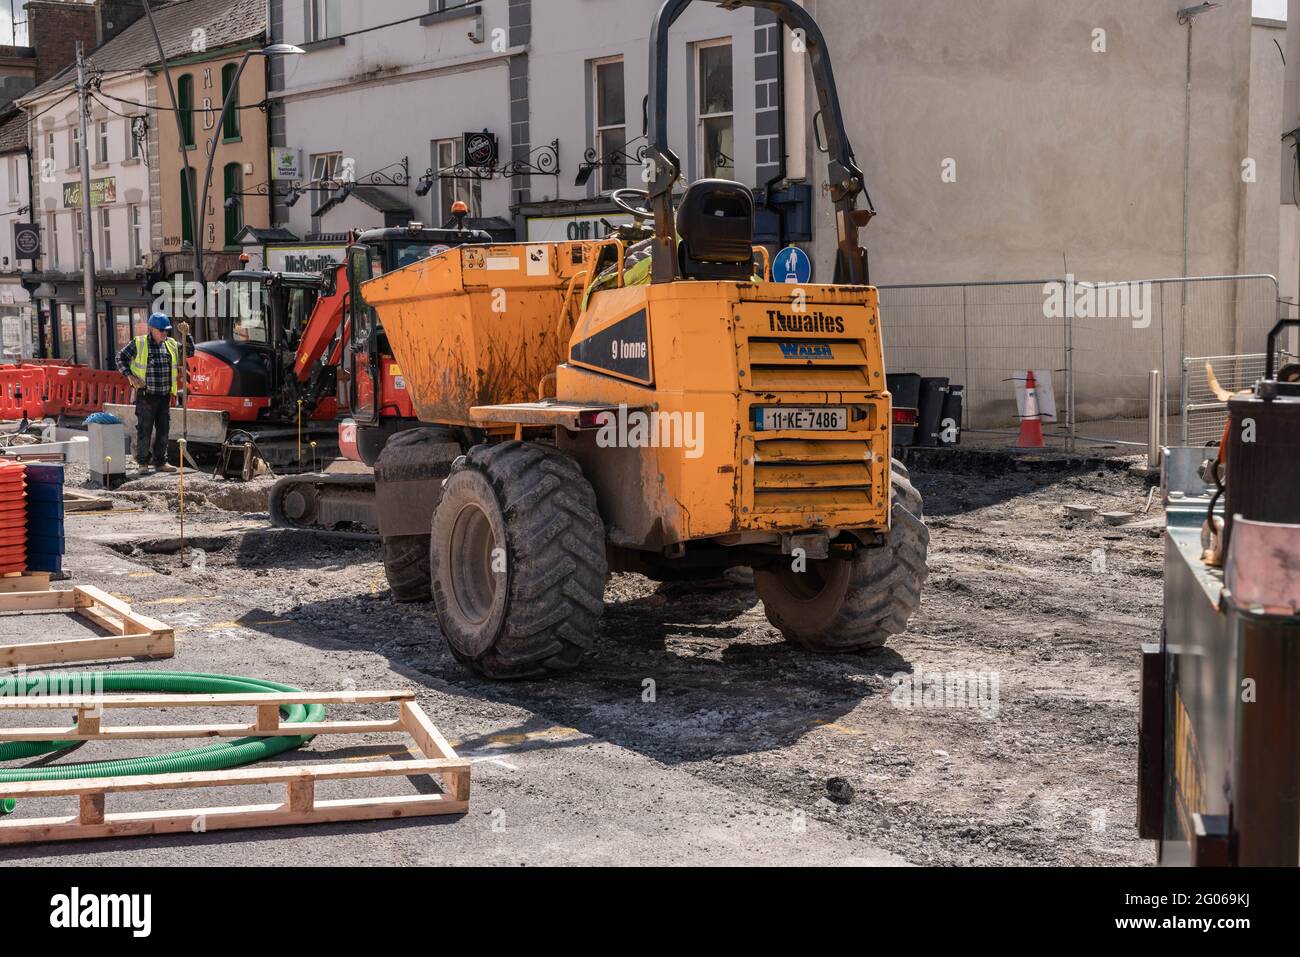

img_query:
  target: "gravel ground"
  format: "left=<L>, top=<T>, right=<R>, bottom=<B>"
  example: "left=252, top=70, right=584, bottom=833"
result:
left=1, top=449, right=1161, bottom=865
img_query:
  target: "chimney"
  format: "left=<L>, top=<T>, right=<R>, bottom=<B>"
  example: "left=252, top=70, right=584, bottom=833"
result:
left=95, top=0, right=147, bottom=46
left=25, top=1, right=99, bottom=84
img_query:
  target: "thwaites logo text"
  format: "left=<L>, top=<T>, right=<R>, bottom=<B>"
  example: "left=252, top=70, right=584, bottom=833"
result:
left=766, top=310, right=845, bottom=334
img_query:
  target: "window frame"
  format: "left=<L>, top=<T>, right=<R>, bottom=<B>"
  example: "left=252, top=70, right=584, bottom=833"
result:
left=177, top=74, right=195, bottom=148
left=309, top=0, right=342, bottom=41
left=180, top=168, right=197, bottom=246
left=220, top=63, right=241, bottom=141
left=73, top=209, right=84, bottom=269
left=223, top=161, right=244, bottom=247
left=309, top=151, right=342, bottom=216
left=432, top=136, right=482, bottom=226
left=129, top=203, right=145, bottom=267
left=69, top=125, right=81, bottom=170
left=592, top=56, right=627, bottom=194
left=45, top=212, right=58, bottom=270
left=98, top=206, right=112, bottom=269
left=96, top=119, right=110, bottom=164
left=695, top=38, right=735, bottom=180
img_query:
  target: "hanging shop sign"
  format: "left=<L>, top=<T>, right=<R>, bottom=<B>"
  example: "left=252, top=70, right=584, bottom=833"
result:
left=464, top=131, right=499, bottom=169
left=13, top=223, right=40, bottom=260
left=62, top=177, right=117, bottom=208
left=271, top=147, right=302, bottom=180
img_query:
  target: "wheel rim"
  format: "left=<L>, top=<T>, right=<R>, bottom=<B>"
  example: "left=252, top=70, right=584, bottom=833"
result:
left=448, top=502, right=498, bottom=625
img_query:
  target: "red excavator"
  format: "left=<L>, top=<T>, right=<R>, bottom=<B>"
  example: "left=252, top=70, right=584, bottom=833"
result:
left=113, top=221, right=489, bottom=474
left=266, top=215, right=495, bottom=535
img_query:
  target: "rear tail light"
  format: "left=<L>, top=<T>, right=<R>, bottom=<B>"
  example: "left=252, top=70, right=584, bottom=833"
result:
left=892, top=407, right=918, bottom=426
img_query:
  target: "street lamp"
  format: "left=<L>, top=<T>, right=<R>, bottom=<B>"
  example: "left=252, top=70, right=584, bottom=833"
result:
left=194, top=43, right=304, bottom=334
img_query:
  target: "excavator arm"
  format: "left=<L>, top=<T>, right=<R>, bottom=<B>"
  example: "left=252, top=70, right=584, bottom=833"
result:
left=292, top=263, right=351, bottom=386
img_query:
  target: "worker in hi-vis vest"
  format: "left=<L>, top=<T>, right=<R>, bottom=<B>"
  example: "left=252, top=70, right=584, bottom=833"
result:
left=115, top=312, right=194, bottom=472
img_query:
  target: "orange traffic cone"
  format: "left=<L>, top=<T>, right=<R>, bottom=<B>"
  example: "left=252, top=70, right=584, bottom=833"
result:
left=1018, top=370, right=1045, bottom=448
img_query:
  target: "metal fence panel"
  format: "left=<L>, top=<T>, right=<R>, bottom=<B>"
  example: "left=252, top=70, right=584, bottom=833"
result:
left=877, top=274, right=1282, bottom=452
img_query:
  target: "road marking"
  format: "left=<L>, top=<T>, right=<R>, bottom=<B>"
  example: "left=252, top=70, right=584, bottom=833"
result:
left=467, top=755, right=520, bottom=771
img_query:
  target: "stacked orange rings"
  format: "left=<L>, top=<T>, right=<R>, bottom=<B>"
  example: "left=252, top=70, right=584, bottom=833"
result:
left=0, top=460, right=27, bottom=574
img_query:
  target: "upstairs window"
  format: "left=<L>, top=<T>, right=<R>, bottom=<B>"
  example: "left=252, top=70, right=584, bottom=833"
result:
left=221, top=63, right=241, bottom=139
left=309, top=0, right=342, bottom=41
left=696, top=40, right=734, bottom=180
left=593, top=57, right=626, bottom=193
left=177, top=74, right=195, bottom=148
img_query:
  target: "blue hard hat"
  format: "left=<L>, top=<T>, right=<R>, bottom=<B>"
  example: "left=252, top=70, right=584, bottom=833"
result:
left=147, top=312, right=172, bottom=332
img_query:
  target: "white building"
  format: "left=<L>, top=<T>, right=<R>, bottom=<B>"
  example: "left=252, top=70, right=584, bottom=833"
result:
left=266, top=0, right=791, bottom=250
left=18, top=63, right=152, bottom=367
left=0, top=109, right=34, bottom=358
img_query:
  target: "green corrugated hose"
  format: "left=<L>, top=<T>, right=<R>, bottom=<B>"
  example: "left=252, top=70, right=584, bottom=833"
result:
left=0, top=671, right=326, bottom=816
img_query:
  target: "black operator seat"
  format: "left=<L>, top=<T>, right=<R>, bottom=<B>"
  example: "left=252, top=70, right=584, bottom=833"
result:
left=675, top=179, right=755, bottom=281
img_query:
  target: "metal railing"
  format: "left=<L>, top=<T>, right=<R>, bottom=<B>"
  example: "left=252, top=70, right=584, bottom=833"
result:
left=877, top=274, right=1283, bottom=452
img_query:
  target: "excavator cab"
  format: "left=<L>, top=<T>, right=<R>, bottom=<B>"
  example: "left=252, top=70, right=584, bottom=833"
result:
left=339, top=223, right=492, bottom=464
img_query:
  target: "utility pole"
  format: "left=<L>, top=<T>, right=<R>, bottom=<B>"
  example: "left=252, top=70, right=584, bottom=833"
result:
left=75, top=42, right=100, bottom=369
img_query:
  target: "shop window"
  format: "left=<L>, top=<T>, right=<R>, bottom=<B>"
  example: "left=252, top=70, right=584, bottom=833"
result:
left=114, top=306, right=132, bottom=351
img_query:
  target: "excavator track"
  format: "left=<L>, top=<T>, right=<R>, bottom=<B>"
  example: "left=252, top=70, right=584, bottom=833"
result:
left=268, top=473, right=380, bottom=539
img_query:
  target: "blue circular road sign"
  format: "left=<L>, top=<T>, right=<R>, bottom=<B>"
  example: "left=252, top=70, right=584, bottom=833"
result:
left=773, top=245, right=812, bottom=284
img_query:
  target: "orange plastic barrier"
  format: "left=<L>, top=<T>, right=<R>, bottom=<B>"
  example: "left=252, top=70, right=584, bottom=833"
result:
left=0, top=460, right=26, bottom=574
left=0, top=366, right=47, bottom=421
left=0, top=362, right=132, bottom=420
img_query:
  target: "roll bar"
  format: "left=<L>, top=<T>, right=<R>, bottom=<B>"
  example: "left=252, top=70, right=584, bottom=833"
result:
left=646, top=0, right=874, bottom=284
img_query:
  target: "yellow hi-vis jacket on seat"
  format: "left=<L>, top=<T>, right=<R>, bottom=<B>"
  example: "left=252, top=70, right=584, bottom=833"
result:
left=128, top=335, right=181, bottom=396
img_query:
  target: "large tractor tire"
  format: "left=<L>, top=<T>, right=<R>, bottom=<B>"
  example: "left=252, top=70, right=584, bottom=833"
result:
left=755, top=460, right=928, bottom=653
left=376, top=427, right=462, bottom=603
left=429, top=441, right=607, bottom=679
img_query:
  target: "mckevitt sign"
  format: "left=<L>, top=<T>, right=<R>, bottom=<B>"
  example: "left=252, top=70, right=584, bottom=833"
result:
left=266, top=244, right=345, bottom=275
left=63, top=177, right=117, bottom=208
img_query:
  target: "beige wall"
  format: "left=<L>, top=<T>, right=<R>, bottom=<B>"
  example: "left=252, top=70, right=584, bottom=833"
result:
left=806, top=0, right=1278, bottom=286
left=156, top=46, right=269, bottom=260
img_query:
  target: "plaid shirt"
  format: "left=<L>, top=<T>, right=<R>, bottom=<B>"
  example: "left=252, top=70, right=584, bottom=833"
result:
left=116, top=334, right=195, bottom=395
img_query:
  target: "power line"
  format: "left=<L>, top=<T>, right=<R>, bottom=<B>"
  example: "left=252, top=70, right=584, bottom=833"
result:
left=91, top=86, right=269, bottom=114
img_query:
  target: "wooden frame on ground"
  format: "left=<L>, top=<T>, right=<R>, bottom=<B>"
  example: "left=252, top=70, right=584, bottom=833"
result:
left=0, top=583, right=175, bottom=667
left=0, top=689, right=469, bottom=843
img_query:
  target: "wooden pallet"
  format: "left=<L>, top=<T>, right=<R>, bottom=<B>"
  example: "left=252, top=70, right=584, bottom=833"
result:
left=0, top=689, right=469, bottom=844
left=0, top=584, right=175, bottom=667
left=63, top=489, right=113, bottom=512
left=0, top=572, right=50, bottom=593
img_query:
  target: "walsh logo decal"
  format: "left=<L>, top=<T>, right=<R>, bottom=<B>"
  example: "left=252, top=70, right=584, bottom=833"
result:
left=778, top=341, right=835, bottom=361
left=571, top=308, right=652, bottom=384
